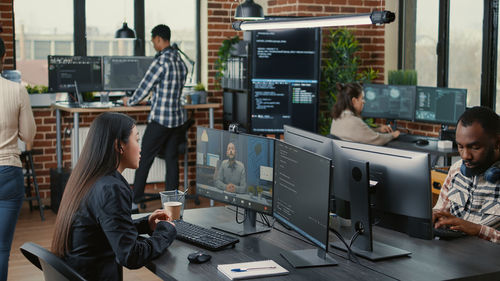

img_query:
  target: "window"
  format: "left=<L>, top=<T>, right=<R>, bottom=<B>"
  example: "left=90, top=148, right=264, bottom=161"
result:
left=415, top=0, right=439, bottom=87
left=14, top=0, right=73, bottom=86
left=145, top=0, right=197, bottom=83
left=86, top=0, right=135, bottom=56
left=448, top=0, right=483, bottom=107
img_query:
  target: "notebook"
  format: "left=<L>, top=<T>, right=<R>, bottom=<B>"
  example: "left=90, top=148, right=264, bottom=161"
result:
left=217, top=260, right=288, bottom=280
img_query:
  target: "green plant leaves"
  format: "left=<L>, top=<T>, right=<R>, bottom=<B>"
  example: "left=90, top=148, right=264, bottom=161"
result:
left=319, top=28, right=379, bottom=135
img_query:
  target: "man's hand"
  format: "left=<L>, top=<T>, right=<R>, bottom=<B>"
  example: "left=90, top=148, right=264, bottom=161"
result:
left=148, top=209, right=175, bottom=231
left=433, top=210, right=482, bottom=236
left=226, top=183, right=236, bottom=193
left=122, top=97, right=129, bottom=107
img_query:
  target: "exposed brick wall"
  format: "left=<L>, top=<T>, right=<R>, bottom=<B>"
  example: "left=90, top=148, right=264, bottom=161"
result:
left=5, top=1, right=444, bottom=208
left=0, top=0, right=14, bottom=70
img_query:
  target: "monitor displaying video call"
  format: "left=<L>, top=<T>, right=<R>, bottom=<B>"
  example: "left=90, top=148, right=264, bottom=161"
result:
left=196, top=127, right=274, bottom=215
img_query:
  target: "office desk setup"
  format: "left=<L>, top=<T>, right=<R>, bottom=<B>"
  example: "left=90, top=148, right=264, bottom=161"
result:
left=144, top=207, right=500, bottom=281
left=52, top=102, right=219, bottom=169
left=386, top=136, right=458, bottom=166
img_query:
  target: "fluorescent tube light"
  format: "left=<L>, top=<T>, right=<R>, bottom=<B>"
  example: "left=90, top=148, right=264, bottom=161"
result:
left=232, top=11, right=395, bottom=31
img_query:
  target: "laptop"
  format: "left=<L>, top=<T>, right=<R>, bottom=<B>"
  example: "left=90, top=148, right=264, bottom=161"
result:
left=74, top=81, right=116, bottom=109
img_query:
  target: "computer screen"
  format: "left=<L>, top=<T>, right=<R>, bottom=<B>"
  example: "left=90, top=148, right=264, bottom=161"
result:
left=415, top=86, right=467, bottom=125
left=250, top=28, right=321, bottom=133
left=273, top=141, right=336, bottom=267
left=196, top=127, right=274, bottom=235
left=48, top=56, right=102, bottom=92
left=362, top=84, right=416, bottom=121
left=102, top=56, right=154, bottom=91
left=331, top=139, right=432, bottom=239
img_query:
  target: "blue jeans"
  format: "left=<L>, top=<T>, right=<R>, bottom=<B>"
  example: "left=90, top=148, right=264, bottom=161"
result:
left=0, top=166, right=24, bottom=281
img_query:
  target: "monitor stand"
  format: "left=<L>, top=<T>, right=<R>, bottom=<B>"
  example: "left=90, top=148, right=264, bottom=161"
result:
left=280, top=248, right=338, bottom=268
left=212, top=209, right=271, bottom=236
left=331, top=160, right=411, bottom=261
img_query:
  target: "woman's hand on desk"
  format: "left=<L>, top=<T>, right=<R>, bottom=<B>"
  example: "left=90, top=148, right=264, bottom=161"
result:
left=149, top=209, right=175, bottom=231
left=377, top=124, right=393, bottom=133
left=391, top=130, right=401, bottom=139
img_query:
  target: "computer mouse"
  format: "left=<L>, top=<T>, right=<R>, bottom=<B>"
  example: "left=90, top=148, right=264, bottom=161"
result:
left=415, top=139, right=429, bottom=146
left=433, top=227, right=467, bottom=239
left=188, top=252, right=212, bottom=264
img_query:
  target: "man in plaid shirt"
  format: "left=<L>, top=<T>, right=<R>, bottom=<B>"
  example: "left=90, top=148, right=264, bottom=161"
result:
left=433, top=106, right=500, bottom=243
left=124, top=24, right=187, bottom=203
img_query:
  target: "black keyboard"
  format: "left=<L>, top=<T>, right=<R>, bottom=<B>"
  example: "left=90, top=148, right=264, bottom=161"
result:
left=433, top=227, right=467, bottom=239
left=174, top=220, right=239, bottom=251
left=397, top=134, right=438, bottom=143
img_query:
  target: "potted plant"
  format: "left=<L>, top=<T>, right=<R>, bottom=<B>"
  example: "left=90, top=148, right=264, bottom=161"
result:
left=319, top=28, right=378, bottom=135
left=26, top=85, right=56, bottom=107
left=388, top=69, right=418, bottom=85
left=214, top=36, right=240, bottom=89
left=193, top=82, right=207, bottom=104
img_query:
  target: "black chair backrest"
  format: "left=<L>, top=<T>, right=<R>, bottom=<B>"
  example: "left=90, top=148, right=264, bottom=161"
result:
left=20, top=242, right=86, bottom=281
left=327, top=134, right=341, bottom=140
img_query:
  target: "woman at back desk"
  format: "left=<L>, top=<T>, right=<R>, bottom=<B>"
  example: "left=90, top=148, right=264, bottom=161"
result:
left=330, top=83, right=400, bottom=146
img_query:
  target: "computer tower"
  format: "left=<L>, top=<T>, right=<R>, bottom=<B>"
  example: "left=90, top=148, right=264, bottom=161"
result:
left=50, top=168, right=71, bottom=213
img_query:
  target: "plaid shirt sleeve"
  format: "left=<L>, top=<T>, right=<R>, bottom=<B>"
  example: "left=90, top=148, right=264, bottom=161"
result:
left=479, top=225, right=500, bottom=243
left=128, top=59, right=164, bottom=106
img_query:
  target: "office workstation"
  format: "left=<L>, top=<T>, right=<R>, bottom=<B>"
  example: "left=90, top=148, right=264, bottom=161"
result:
left=4, top=1, right=500, bottom=280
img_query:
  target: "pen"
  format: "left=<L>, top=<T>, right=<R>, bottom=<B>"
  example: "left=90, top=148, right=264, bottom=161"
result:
left=231, top=266, right=276, bottom=272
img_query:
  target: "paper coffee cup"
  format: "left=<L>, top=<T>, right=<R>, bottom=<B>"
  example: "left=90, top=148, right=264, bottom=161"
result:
left=164, top=201, right=182, bottom=220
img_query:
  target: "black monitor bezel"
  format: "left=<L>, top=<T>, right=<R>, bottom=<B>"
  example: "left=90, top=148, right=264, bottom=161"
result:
left=195, top=126, right=274, bottom=215
left=272, top=140, right=332, bottom=251
left=414, top=86, right=468, bottom=125
left=361, top=83, right=417, bottom=122
left=102, top=56, right=154, bottom=91
left=48, top=55, right=103, bottom=93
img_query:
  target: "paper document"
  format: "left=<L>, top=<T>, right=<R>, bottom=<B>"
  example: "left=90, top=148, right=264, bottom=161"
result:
left=217, top=260, right=288, bottom=280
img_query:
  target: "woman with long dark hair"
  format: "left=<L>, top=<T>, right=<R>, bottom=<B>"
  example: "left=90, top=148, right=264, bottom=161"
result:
left=52, top=112, right=176, bottom=280
left=330, top=82, right=400, bottom=145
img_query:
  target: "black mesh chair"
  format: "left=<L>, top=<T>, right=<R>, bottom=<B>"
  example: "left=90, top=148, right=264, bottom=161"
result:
left=20, top=242, right=86, bottom=281
left=138, top=119, right=199, bottom=208
left=21, top=150, right=45, bottom=221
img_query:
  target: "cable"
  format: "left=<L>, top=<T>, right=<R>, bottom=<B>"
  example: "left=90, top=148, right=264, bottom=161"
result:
left=330, top=228, right=360, bottom=264
left=235, top=206, right=247, bottom=224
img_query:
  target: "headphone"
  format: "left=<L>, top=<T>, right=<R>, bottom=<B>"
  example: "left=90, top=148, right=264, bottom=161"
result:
left=461, top=162, right=500, bottom=183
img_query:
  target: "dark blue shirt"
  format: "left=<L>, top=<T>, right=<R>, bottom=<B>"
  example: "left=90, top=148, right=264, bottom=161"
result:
left=64, top=170, right=176, bottom=281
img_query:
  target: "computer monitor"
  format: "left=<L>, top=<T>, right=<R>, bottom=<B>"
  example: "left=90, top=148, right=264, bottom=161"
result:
left=330, top=139, right=432, bottom=260
left=362, top=84, right=416, bottom=121
left=415, top=86, right=467, bottom=125
left=196, top=127, right=274, bottom=236
left=273, top=140, right=337, bottom=268
left=283, top=125, right=333, bottom=159
left=48, top=56, right=102, bottom=92
left=102, top=56, right=154, bottom=91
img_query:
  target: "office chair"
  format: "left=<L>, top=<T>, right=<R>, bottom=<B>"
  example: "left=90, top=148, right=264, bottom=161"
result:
left=21, top=150, right=45, bottom=221
left=20, top=242, right=86, bottom=281
left=138, top=118, right=199, bottom=208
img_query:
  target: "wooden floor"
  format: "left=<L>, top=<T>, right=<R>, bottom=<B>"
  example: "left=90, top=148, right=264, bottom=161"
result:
left=8, top=196, right=214, bottom=281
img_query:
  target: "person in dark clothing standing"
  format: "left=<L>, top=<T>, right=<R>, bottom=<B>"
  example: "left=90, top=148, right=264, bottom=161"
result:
left=123, top=24, right=188, bottom=204
left=51, top=112, right=177, bottom=281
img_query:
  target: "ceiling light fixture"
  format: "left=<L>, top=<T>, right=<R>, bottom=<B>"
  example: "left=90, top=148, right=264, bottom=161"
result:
left=232, top=10, right=395, bottom=31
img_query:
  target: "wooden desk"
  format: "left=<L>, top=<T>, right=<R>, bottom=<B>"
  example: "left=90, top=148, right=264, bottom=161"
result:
left=52, top=102, right=219, bottom=169
left=146, top=207, right=393, bottom=281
